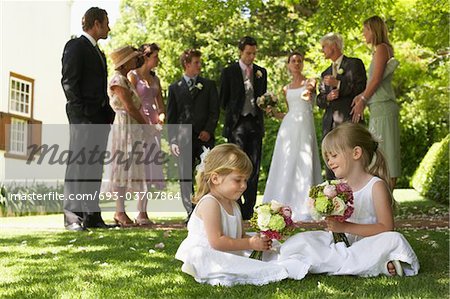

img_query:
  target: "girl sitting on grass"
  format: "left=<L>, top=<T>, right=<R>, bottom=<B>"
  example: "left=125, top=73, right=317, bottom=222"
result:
left=280, top=123, right=419, bottom=277
left=175, top=143, right=308, bottom=286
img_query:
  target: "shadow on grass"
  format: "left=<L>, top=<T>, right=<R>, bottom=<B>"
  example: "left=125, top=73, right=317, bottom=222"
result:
left=0, top=229, right=448, bottom=298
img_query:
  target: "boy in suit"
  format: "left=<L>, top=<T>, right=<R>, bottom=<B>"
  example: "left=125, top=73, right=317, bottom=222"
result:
left=167, top=49, right=219, bottom=221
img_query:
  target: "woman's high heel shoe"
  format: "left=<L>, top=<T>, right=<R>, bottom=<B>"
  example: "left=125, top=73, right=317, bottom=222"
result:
left=135, top=217, right=154, bottom=226
left=113, top=214, right=135, bottom=227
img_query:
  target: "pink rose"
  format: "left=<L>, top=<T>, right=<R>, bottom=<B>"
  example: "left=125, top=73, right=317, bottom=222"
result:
left=280, top=207, right=292, bottom=218
left=336, top=182, right=352, bottom=193
left=262, top=230, right=282, bottom=240
left=323, top=185, right=338, bottom=198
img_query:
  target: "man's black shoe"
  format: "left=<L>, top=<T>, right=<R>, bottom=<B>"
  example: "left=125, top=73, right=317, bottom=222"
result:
left=84, top=221, right=117, bottom=229
left=65, top=223, right=87, bottom=231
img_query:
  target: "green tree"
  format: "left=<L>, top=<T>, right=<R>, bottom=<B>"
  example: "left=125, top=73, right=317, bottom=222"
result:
left=108, top=0, right=448, bottom=190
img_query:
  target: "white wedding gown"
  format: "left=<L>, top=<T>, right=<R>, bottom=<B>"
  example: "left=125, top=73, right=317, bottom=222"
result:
left=175, top=195, right=309, bottom=286
left=263, top=86, right=322, bottom=221
left=279, top=177, right=420, bottom=277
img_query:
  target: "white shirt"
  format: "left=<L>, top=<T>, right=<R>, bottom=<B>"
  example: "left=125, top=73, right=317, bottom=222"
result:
left=239, top=59, right=253, bottom=78
left=332, top=54, right=344, bottom=89
left=82, top=32, right=97, bottom=47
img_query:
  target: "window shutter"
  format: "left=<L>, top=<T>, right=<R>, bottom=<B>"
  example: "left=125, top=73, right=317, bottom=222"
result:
left=28, top=119, right=42, bottom=155
left=0, top=112, right=11, bottom=151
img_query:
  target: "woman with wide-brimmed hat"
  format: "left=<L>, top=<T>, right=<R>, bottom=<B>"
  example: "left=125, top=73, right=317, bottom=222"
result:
left=104, top=45, right=154, bottom=227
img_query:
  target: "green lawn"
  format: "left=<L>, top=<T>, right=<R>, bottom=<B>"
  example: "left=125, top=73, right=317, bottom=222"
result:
left=1, top=189, right=448, bottom=298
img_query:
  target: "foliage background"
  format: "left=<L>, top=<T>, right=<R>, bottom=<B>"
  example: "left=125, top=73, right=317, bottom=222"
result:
left=106, top=0, right=449, bottom=190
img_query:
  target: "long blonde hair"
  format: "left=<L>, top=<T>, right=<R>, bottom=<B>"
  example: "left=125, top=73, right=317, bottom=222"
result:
left=322, top=123, right=392, bottom=190
left=192, top=144, right=253, bottom=204
left=364, top=16, right=393, bottom=52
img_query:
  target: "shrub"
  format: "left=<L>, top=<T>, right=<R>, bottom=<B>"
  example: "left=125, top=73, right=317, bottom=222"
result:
left=0, top=181, right=64, bottom=217
left=412, top=134, right=449, bottom=204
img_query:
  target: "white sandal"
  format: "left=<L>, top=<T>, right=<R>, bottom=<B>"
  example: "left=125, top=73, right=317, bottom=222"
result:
left=392, top=260, right=404, bottom=277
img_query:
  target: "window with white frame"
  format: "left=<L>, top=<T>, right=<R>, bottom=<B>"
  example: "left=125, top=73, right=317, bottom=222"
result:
left=9, top=118, right=28, bottom=155
left=9, top=74, right=33, bottom=118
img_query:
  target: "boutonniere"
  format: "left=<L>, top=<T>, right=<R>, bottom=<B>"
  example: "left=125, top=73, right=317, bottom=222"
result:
left=195, top=82, right=203, bottom=90
left=178, top=81, right=183, bottom=86
left=256, top=70, right=263, bottom=78
left=337, top=68, right=344, bottom=75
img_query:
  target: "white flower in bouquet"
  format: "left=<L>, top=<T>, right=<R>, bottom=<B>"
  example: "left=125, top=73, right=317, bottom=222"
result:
left=270, top=200, right=284, bottom=212
left=256, top=206, right=272, bottom=230
left=330, top=197, right=346, bottom=216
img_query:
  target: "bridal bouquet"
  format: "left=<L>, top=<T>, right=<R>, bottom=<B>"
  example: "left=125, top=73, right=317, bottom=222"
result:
left=249, top=200, right=295, bottom=260
left=308, top=180, right=354, bottom=247
left=256, top=92, right=278, bottom=116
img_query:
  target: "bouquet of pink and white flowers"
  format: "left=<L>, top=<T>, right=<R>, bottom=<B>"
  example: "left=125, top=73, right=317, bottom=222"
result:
left=256, top=92, right=278, bottom=116
left=249, top=200, right=295, bottom=260
left=308, top=180, right=354, bottom=247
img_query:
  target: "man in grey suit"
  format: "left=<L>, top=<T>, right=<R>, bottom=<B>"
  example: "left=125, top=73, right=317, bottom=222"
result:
left=317, top=33, right=367, bottom=179
left=167, top=49, right=220, bottom=221
left=61, top=7, right=115, bottom=231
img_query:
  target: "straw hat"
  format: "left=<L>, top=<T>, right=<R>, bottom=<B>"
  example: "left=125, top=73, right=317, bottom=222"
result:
left=110, top=46, right=140, bottom=70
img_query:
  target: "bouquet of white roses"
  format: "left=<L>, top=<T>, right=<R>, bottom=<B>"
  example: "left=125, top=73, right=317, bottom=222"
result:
left=308, top=180, right=354, bottom=247
left=249, top=200, right=295, bottom=260
left=256, top=92, right=278, bottom=116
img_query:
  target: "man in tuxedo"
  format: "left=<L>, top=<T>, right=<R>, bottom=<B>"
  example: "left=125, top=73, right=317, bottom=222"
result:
left=61, top=7, right=115, bottom=231
left=317, top=33, right=367, bottom=179
left=220, top=36, right=267, bottom=220
left=167, top=49, right=219, bottom=221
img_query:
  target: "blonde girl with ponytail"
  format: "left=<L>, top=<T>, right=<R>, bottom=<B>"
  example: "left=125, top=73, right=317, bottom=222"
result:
left=279, top=122, right=419, bottom=278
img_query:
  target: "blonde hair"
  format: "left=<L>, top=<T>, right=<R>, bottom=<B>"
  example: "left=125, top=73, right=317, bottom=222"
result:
left=192, top=143, right=253, bottom=203
left=364, top=16, right=393, bottom=51
left=320, top=32, right=344, bottom=51
left=322, top=123, right=392, bottom=190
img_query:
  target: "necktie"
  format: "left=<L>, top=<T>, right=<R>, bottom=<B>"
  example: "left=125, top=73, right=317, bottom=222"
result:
left=95, top=45, right=106, bottom=69
left=332, top=62, right=338, bottom=77
left=188, top=78, right=195, bottom=96
left=245, top=66, right=252, bottom=79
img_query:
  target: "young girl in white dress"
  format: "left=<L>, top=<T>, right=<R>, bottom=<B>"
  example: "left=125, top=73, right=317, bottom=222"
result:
left=175, top=144, right=309, bottom=286
left=263, top=52, right=322, bottom=221
left=280, top=123, right=419, bottom=277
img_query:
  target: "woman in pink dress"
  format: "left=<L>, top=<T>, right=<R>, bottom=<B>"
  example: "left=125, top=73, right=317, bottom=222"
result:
left=128, top=43, right=166, bottom=225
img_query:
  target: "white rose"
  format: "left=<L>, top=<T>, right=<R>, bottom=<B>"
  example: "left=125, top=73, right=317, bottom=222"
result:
left=270, top=200, right=284, bottom=212
left=330, top=197, right=346, bottom=216
left=257, top=213, right=271, bottom=230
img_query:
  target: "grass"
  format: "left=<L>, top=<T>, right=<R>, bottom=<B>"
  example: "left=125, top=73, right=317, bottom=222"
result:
left=0, top=189, right=448, bottom=298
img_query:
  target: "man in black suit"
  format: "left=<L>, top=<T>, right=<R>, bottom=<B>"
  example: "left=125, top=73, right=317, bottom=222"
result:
left=317, top=33, right=367, bottom=179
left=61, top=7, right=115, bottom=231
left=167, top=49, right=219, bottom=220
left=220, top=36, right=267, bottom=220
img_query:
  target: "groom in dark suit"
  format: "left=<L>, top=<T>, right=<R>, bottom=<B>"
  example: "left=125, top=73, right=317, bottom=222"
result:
left=61, top=7, right=115, bottom=231
left=317, top=33, right=367, bottom=179
left=167, top=49, right=220, bottom=220
left=220, top=36, right=267, bottom=220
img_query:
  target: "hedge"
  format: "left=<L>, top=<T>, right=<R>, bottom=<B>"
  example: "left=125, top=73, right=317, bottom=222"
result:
left=412, top=134, right=449, bottom=204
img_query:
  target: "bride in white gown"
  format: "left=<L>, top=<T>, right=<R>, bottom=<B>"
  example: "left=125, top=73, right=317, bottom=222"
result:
left=263, top=52, right=322, bottom=221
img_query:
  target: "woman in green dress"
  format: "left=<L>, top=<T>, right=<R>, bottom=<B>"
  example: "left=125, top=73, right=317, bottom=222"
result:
left=351, top=16, right=400, bottom=189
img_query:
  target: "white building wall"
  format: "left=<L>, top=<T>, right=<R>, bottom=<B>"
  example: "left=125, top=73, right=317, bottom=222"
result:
left=1, top=0, right=72, bottom=182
